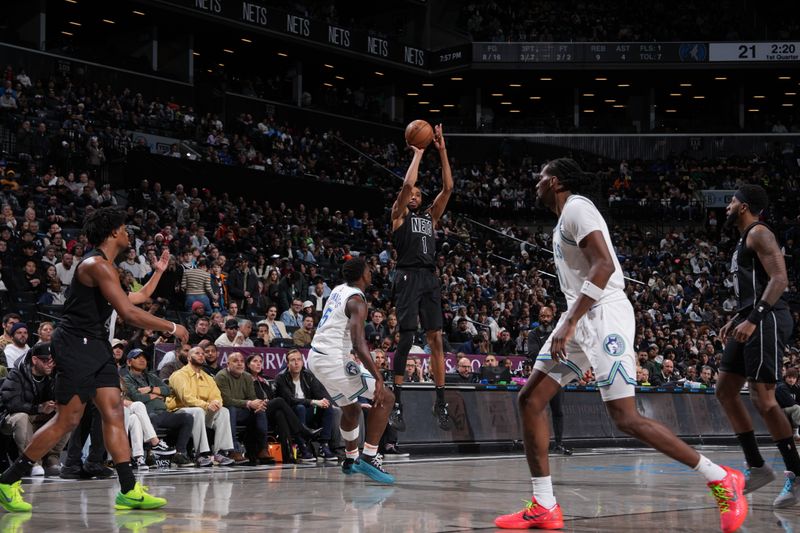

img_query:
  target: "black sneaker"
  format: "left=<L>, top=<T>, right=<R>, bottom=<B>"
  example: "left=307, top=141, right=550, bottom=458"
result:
left=388, top=403, right=406, bottom=432
left=553, top=443, right=573, bottom=456
left=83, top=461, right=114, bottom=479
left=342, top=458, right=355, bottom=475
left=171, top=453, right=194, bottom=468
left=59, top=464, right=83, bottom=480
left=432, top=401, right=452, bottom=431
left=382, top=443, right=410, bottom=462
left=151, top=440, right=176, bottom=455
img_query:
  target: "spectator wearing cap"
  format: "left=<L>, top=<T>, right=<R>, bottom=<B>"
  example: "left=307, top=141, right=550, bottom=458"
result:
left=215, top=318, right=241, bottom=348
left=300, top=300, right=316, bottom=320
left=292, top=315, right=316, bottom=348
left=0, top=313, right=21, bottom=353
left=111, top=339, right=127, bottom=373
left=182, top=257, right=215, bottom=316
left=3, top=322, right=30, bottom=369
left=0, top=342, right=66, bottom=477
left=186, top=300, right=208, bottom=331
left=227, top=256, right=259, bottom=313
left=281, top=299, right=304, bottom=328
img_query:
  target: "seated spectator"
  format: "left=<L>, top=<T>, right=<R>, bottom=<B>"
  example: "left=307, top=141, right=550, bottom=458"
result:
left=124, top=349, right=194, bottom=467
left=3, top=322, right=30, bottom=369
left=650, top=358, right=679, bottom=386
left=280, top=299, right=304, bottom=328
left=450, top=318, right=474, bottom=344
left=234, top=319, right=255, bottom=347
left=776, top=367, right=800, bottom=441
left=257, top=305, right=289, bottom=344
left=493, top=328, right=516, bottom=356
left=292, top=315, right=316, bottom=348
left=120, top=373, right=177, bottom=470
left=364, top=310, right=388, bottom=341
left=698, top=365, right=716, bottom=388
left=404, top=356, right=424, bottom=383
left=15, top=259, right=44, bottom=296
left=253, top=322, right=270, bottom=347
left=0, top=313, right=20, bottom=353
left=111, top=339, right=127, bottom=373
left=275, top=349, right=336, bottom=462
left=36, top=322, right=54, bottom=344
left=165, top=346, right=237, bottom=467
left=215, top=318, right=241, bottom=347
left=203, top=343, right=222, bottom=376
left=0, top=342, right=65, bottom=477
left=447, top=356, right=479, bottom=384
left=636, top=367, right=651, bottom=386
left=245, top=353, right=320, bottom=463
left=188, top=316, right=215, bottom=344
left=215, top=352, right=269, bottom=464
left=158, top=342, right=190, bottom=380
left=186, top=301, right=209, bottom=332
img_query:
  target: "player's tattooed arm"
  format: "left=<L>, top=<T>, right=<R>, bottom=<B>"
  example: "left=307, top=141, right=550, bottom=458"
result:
left=747, top=225, right=789, bottom=306
left=391, top=146, right=425, bottom=230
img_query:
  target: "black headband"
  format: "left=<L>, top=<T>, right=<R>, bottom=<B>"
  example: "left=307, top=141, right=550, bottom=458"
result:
left=733, top=190, right=750, bottom=205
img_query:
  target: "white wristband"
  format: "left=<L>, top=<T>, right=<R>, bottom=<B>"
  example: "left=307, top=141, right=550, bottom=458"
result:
left=169, top=322, right=177, bottom=335
left=580, top=280, right=604, bottom=301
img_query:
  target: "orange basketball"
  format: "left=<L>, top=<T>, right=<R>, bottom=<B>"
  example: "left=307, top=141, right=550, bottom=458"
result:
left=404, top=120, right=434, bottom=149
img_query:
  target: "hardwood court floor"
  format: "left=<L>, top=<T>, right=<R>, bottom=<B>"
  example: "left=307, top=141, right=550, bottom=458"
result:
left=2, top=446, right=798, bottom=532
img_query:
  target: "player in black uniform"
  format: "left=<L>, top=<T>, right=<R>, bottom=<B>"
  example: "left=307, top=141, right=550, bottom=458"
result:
left=389, top=124, right=453, bottom=431
left=715, top=184, right=799, bottom=507
left=0, top=207, right=189, bottom=513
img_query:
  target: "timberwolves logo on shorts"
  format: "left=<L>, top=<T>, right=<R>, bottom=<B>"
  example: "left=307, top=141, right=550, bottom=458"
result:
left=344, top=360, right=360, bottom=376
left=603, top=334, right=626, bottom=356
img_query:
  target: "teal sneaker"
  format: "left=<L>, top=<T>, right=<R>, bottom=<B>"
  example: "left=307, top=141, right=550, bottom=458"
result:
left=115, top=482, right=167, bottom=510
left=774, top=471, right=800, bottom=508
left=0, top=482, right=32, bottom=513
left=351, top=454, right=395, bottom=485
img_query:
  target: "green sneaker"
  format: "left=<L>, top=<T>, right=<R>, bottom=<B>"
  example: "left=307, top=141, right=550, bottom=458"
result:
left=0, top=482, right=32, bottom=513
left=114, top=482, right=167, bottom=510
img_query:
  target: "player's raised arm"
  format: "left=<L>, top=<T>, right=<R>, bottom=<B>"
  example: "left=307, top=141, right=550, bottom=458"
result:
left=90, top=258, right=188, bottom=343
left=391, top=146, right=425, bottom=229
left=129, top=249, right=169, bottom=305
left=428, top=124, right=453, bottom=225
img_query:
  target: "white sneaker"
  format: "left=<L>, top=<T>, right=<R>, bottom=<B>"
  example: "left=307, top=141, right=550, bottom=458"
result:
left=31, top=464, right=44, bottom=477
left=134, top=456, right=150, bottom=471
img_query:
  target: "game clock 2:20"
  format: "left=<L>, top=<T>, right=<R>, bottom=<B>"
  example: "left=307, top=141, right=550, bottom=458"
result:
left=738, top=43, right=796, bottom=58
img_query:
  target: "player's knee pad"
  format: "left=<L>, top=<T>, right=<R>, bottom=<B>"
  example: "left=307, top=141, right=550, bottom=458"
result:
left=393, top=331, right=414, bottom=374
left=340, top=425, right=360, bottom=442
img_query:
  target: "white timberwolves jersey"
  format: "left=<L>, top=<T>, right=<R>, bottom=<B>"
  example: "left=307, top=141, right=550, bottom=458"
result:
left=552, top=195, right=626, bottom=308
left=311, top=283, right=365, bottom=359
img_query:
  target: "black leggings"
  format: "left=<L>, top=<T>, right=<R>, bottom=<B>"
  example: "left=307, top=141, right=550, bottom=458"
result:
left=266, top=397, right=303, bottom=461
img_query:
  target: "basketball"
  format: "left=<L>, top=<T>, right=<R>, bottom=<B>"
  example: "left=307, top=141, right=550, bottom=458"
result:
left=404, top=120, right=434, bottom=149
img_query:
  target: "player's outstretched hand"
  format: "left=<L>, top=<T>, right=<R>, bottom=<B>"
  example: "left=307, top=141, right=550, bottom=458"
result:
left=407, top=144, right=425, bottom=158
left=174, top=324, right=189, bottom=344
left=433, top=124, right=446, bottom=152
left=155, top=249, right=170, bottom=273
left=549, top=320, right=576, bottom=363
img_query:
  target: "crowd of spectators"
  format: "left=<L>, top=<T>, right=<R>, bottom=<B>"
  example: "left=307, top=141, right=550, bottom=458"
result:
left=0, top=62, right=799, bottom=473
left=458, top=0, right=799, bottom=43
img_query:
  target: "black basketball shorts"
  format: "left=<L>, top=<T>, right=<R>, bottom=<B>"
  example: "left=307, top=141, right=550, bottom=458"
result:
left=51, top=328, right=121, bottom=404
left=720, top=308, right=793, bottom=383
left=393, top=268, right=443, bottom=332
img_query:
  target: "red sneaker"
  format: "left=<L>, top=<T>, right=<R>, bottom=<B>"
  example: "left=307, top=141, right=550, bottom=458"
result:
left=708, top=465, right=748, bottom=533
left=494, top=497, right=564, bottom=530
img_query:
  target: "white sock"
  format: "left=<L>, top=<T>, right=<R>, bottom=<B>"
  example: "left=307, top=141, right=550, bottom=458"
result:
left=693, top=454, right=727, bottom=482
left=362, top=443, right=378, bottom=458
left=345, top=448, right=359, bottom=460
left=531, top=476, right=556, bottom=509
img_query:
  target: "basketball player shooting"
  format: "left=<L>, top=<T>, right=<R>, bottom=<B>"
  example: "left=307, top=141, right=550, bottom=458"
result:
left=389, top=124, right=453, bottom=431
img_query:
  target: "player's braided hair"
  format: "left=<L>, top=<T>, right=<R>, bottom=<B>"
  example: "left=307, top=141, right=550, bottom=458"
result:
left=83, top=207, right=127, bottom=246
left=342, top=256, right=367, bottom=284
left=546, top=158, right=599, bottom=198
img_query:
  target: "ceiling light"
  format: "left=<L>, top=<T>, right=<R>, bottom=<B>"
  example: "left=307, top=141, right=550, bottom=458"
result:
left=540, top=77, right=553, bottom=81
left=451, top=77, right=463, bottom=81
left=500, top=101, right=512, bottom=105
left=595, top=77, right=607, bottom=81
left=753, top=95, right=766, bottom=99
left=418, top=101, right=430, bottom=105
left=613, top=104, right=625, bottom=108
left=665, top=109, right=677, bottom=113
left=132, top=10, right=145, bottom=15
left=192, top=52, right=200, bottom=56
left=223, top=49, right=234, bottom=54
left=680, top=83, right=692, bottom=87
left=583, top=109, right=595, bottom=113
left=61, top=31, right=73, bottom=36
left=277, top=52, right=288, bottom=57
left=65, top=0, right=77, bottom=3
left=335, top=75, right=344, bottom=80
left=714, top=76, right=727, bottom=80
left=323, top=83, right=333, bottom=87
left=604, top=99, right=616, bottom=103
left=374, top=71, right=384, bottom=76
left=693, top=95, right=705, bottom=99
left=429, top=109, right=440, bottom=113
left=669, top=93, right=682, bottom=96
left=509, top=110, right=521, bottom=113
left=785, top=92, right=797, bottom=96
left=241, top=38, right=252, bottom=43
left=68, top=21, right=81, bottom=26
left=491, top=93, right=503, bottom=97
left=422, top=83, right=434, bottom=87
left=529, top=96, right=541, bottom=100
left=747, top=108, right=759, bottom=112
left=779, top=76, right=791, bottom=80
left=617, top=83, right=630, bottom=87
left=406, top=92, right=419, bottom=96
left=218, top=63, right=224, bottom=67
left=509, top=83, right=521, bottom=87
left=323, top=64, right=334, bottom=69
left=102, top=19, right=115, bottom=24
left=782, top=103, right=794, bottom=107
left=443, top=104, right=455, bottom=108
left=207, top=69, right=212, bottom=73
left=582, top=93, right=595, bottom=97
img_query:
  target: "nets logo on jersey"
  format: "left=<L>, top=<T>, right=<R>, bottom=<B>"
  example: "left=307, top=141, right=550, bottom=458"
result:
left=410, top=216, right=433, bottom=237
left=603, top=334, right=626, bottom=356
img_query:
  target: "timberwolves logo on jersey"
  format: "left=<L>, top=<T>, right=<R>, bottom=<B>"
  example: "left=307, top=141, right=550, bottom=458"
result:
left=603, top=334, right=625, bottom=356
left=411, top=215, right=433, bottom=237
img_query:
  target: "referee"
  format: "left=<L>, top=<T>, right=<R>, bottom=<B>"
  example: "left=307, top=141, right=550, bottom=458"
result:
left=389, top=124, right=453, bottom=431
